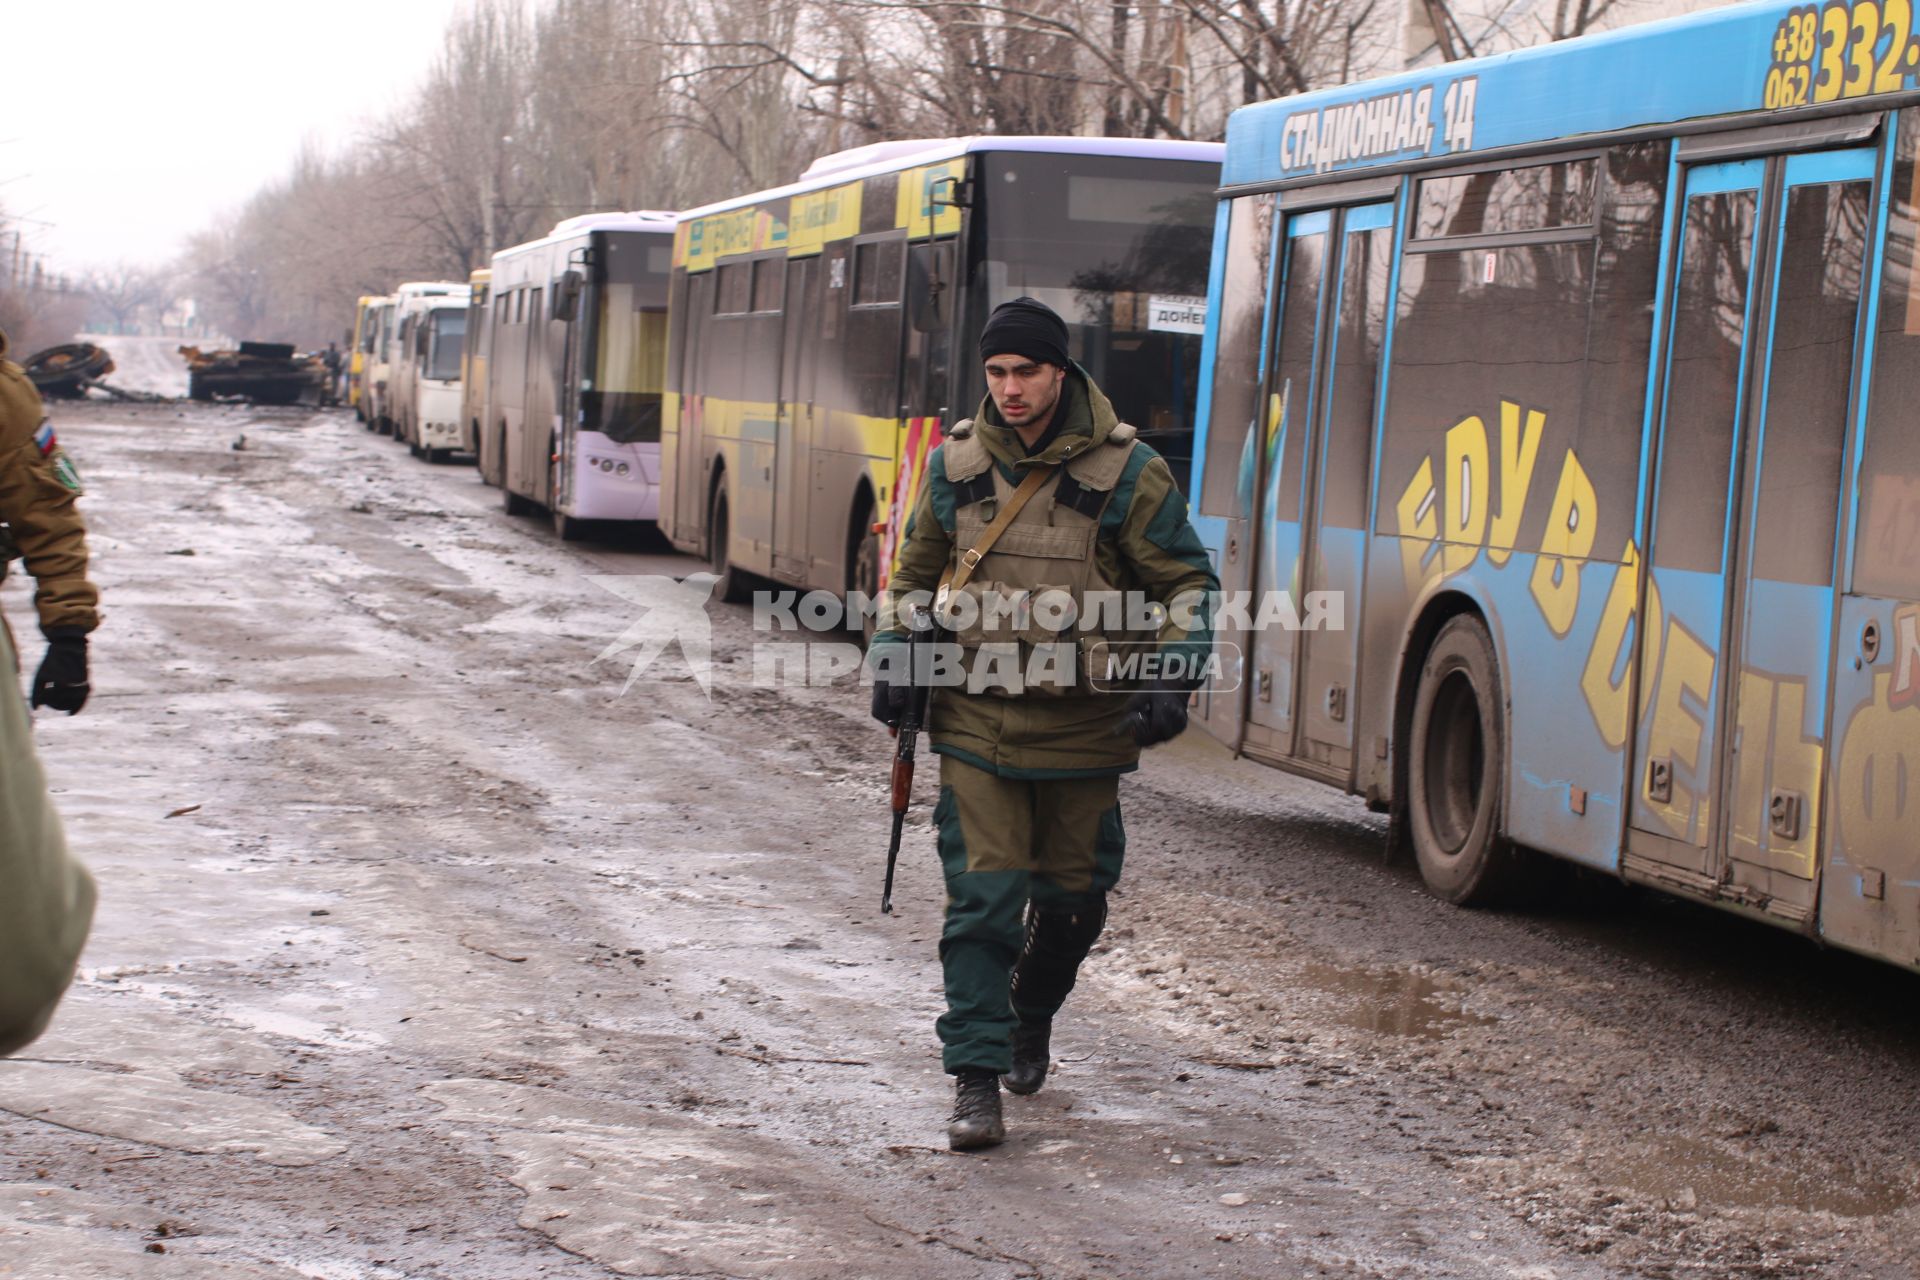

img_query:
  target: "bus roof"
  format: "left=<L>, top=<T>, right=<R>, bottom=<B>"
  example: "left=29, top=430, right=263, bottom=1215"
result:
left=679, top=135, right=1225, bottom=222
left=548, top=210, right=677, bottom=237
left=492, top=210, right=676, bottom=265
left=1222, top=0, right=1897, bottom=188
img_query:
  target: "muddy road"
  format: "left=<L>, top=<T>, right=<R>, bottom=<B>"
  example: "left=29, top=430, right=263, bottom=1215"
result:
left=1, top=403, right=1917, bottom=1280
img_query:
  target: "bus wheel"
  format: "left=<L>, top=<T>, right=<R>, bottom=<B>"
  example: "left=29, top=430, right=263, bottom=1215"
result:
left=502, top=436, right=533, bottom=515
left=1407, top=614, right=1532, bottom=906
left=709, top=489, right=748, bottom=604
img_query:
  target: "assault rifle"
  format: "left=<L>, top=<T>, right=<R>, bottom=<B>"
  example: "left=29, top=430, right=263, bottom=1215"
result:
left=882, top=605, right=939, bottom=915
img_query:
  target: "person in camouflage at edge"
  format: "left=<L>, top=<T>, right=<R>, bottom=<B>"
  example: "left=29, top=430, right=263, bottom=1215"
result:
left=0, top=327, right=98, bottom=714
left=870, top=297, right=1217, bottom=1151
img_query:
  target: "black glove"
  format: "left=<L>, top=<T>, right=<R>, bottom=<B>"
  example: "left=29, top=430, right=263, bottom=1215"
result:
left=32, top=630, right=90, bottom=716
left=1119, top=682, right=1189, bottom=748
left=870, top=675, right=910, bottom=729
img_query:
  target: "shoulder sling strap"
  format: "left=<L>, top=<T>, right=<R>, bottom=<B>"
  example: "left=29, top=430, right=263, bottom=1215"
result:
left=938, top=463, right=1058, bottom=600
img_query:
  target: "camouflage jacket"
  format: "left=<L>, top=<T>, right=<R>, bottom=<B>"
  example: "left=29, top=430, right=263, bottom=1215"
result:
left=0, top=328, right=98, bottom=636
left=876, top=366, right=1217, bottom=779
left=0, top=622, right=96, bottom=1055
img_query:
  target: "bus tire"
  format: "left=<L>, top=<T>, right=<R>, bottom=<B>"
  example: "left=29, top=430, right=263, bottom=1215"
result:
left=501, top=434, right=533, bottom=514
left=1407, top=614, right=1533, bottom=906
left=709, top=488, right=748, bottom=604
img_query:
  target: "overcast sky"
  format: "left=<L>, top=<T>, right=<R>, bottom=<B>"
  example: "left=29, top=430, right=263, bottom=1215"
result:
left=3, top=0, right=477, bottom=274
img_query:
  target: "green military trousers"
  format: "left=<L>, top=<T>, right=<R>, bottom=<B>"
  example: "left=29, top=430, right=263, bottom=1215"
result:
left=932, top=753, right=1125, bottom=1075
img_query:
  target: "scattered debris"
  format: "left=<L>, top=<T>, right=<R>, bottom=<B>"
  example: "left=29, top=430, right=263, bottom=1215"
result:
left=22, top=343, right=113, bottom=399
left=458, top=935, right=528, bottom=964
left=180, top=341, right=328, bottom=406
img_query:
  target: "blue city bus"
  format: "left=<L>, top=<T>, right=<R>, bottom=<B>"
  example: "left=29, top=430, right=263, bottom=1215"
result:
left=1189, top=0, right=1920, bottom=969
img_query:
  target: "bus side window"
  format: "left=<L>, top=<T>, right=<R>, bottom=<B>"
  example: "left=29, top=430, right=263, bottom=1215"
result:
left=1198, top=194, right=1276, bottom=518
left=1857, top=109, right=1920, bottom=601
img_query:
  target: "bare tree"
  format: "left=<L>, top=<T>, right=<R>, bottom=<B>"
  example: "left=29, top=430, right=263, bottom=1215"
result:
left=86, top=262, right=166, bottom=334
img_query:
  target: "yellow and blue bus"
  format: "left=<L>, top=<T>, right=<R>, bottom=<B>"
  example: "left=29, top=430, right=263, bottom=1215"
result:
left=1190, top=0, right=1920, bottom=968
left=662, top=136, right=1223, bottom=606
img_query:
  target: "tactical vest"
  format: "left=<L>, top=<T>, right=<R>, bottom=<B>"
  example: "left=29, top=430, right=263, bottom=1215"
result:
left=934, top=420, right=1160, bottom=697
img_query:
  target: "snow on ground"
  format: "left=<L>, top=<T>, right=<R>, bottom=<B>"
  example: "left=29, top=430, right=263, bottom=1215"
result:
left=73, top=332, right=207, bottom=398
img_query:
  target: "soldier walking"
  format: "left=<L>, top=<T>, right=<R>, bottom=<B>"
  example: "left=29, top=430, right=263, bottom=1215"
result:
left=871, top=297, right=1217, bottom=1150
left=0, top=328, right=98, bottom=713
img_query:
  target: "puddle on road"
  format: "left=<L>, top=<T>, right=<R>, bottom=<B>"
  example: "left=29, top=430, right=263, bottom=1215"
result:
left=1590, top=1135, right=1914, bottom=1217
left=1300, top=962, right=1495, bottom=1040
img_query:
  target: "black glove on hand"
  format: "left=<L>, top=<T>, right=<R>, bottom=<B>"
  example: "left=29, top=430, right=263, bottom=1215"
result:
left=1120, top=682, right=1189, bottom=748
left=870, top=675, right=910, bottom=729
left=32, top=631, right=90, bottom=716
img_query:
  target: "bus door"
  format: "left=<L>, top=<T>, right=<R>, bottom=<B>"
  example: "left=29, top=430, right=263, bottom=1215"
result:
left=774, top=257, right=817, bottom=583
left=675, top=272, right=713, bottom=548
left=1630, top=147, right=1874, bottom=917
left=554, top=272, right=586, bottom=510
left=1243, top=202, right=1392, bottom=780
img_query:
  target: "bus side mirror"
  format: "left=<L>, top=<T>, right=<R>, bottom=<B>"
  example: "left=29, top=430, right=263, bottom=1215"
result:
left=929, top=175, right=971, bottom=212
left=908, top=244, right=953, bottom=334
left=552, top=270, right=583, bottom=321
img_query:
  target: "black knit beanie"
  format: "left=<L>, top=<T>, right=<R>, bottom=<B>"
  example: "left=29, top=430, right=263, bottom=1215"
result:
left=978, top=296, right=1070, bottom=369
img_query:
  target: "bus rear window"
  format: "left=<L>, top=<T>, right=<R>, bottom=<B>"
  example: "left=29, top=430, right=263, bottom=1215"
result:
left=1415, top=159, right=1598, bottom=240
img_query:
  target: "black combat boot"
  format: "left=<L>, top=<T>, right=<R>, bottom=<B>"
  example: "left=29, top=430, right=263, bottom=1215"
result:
left=948, top=1069, right=1006, bottom=1151
left=1005, top=896, right=1107, bottom=1096
left=1003, top=1018, right=1051, bottom=1095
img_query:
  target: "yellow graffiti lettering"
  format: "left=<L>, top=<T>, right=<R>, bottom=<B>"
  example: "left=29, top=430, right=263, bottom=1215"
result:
left=1643, top=618, right=1716, bottom=843
left=1486, top=400, right=1546, bottom=567
left=1442, top=414, right=1489, bottom=576
left=1528, top=451, right=1598, bottom=637
left=1396, top=456, right=1440, bottom=594
left=1835, top=671, right=1920, bottom=868
left=1580, top=540, right=1647, bottom=750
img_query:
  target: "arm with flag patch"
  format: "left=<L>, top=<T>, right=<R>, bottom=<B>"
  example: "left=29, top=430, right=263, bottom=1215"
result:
left=0, top=365, right=98, bottom=638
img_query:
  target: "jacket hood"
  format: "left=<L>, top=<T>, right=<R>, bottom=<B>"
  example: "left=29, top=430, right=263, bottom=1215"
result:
left=972, top=363, right=1120, bottom=470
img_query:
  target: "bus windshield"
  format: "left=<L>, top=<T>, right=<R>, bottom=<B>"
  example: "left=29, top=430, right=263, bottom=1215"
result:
left=426, top=309, right=466, bottom=381
left=965, top=152, right=1217, bottom=490
left=583, top=232, right=673, bottom=443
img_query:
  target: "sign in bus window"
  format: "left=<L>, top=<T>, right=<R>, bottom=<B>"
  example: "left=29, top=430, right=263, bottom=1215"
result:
left=1415, top=159, right=1598, bottom=240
